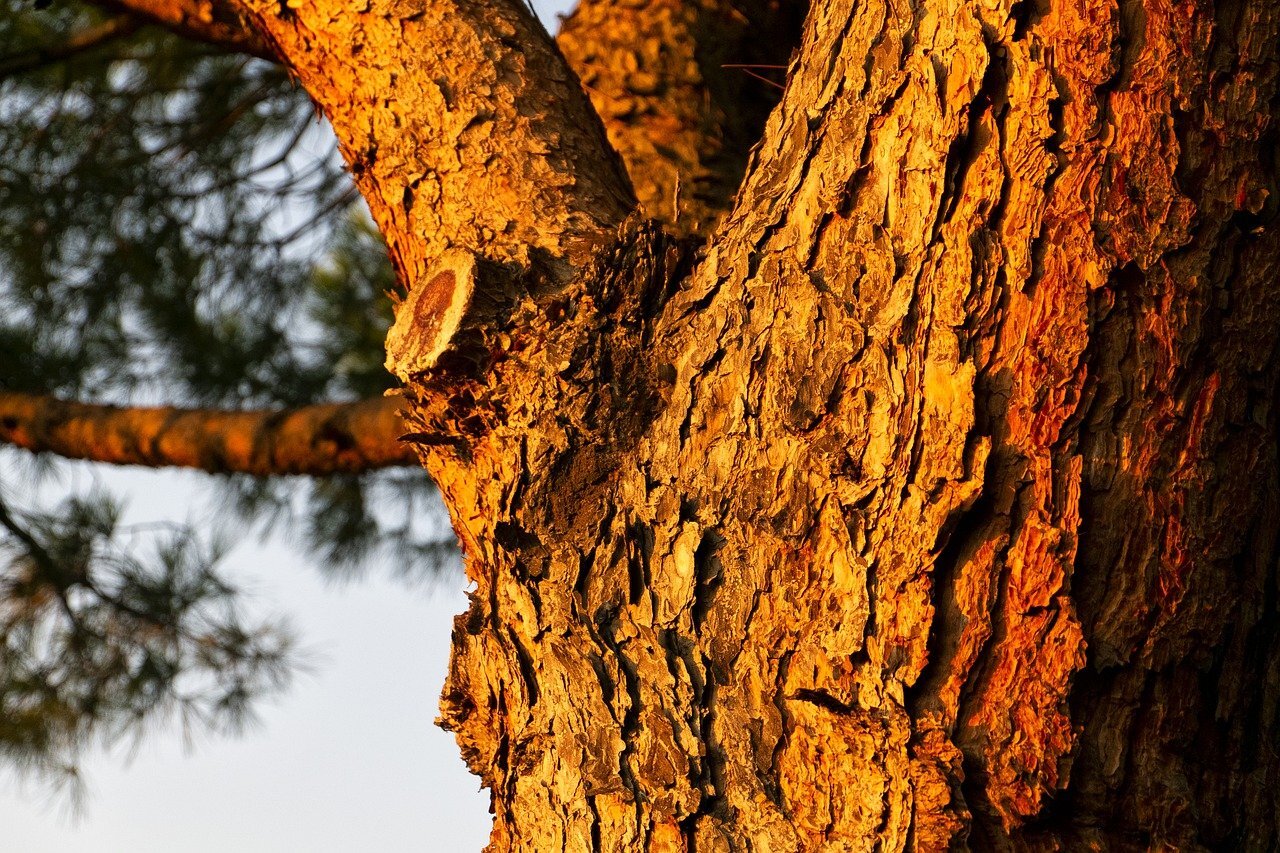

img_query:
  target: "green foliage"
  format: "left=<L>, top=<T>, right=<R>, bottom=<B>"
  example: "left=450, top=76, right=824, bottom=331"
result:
left=0, top=1, right=458, bottom=790
left=0, top=488, right=294, bottom=803
left=0, top=2, right=350, bottom=404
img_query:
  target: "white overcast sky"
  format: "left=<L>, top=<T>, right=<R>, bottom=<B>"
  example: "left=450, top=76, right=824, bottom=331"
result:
left=1, top=1, right=573, bottom=850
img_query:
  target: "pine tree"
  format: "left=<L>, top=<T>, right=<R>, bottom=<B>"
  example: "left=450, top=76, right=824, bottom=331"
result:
left=4, top=0, right=1280, bottom=847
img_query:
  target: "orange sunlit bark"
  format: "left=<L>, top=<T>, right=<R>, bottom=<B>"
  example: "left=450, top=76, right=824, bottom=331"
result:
left=0, top=392, right=414, bottom=475
left=90, top=0, right=276, bottom=59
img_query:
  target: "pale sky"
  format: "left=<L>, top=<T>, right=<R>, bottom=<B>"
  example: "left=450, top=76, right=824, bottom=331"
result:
left=2, top=464, right=492, bottom=852
left=1, top=2, right=575, bottom=850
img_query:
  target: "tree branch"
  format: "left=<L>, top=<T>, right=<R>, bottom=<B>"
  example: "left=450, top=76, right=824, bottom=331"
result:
left=556, top=0, right=807, bottom=235
left=84, top=0, right=277, bottom=61
left=0, top=393, right=416, bottom=476
left=73, top=0, right=802, bottom=241
left=228, top=0, right=635, bottom=284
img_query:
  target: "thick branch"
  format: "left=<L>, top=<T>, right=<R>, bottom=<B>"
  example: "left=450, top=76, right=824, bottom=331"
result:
left=85, top=0, right=277, bottom=60
left=230, top=0, right=635, bottom=286
left=0, top=393, right=414, bottom=476
left=556, top=0, right=807, bottom=234
left=78, top=0, right=801, bottom=240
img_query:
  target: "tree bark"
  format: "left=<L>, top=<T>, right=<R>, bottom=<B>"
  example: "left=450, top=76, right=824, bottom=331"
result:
left=233, top=0, right=636, bottom=284
left=0, top=393, right=413, bottom=475
left=101, top=0, right=1280, bottom=847
left=82, top=0, right=802, bottom=239
left=89, top=0, right=277, bottom=59
left=557, top=0, right=807, bottom=234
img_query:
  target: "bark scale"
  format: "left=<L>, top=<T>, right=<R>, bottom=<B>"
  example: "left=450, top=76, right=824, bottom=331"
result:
left=130, top=0, right=1280, bottom=848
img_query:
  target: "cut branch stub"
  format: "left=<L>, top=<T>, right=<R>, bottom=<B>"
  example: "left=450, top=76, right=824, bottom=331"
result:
left=385, top=251, right=475, bottom=382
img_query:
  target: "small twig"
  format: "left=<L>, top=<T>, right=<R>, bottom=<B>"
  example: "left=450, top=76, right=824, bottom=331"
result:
left=721, top=63, right=787, bottom=91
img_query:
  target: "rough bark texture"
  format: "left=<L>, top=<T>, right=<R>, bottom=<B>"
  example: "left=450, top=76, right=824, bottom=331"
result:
left=397, top=0, right=1279, bottom=848
left=557, top=0, right=807, bottom=234
left=234, top=0, right=635, bottom=288
left=84, top=0, right=801, bottom=238
left=0, top=392, right=413, bottom=475
left=113, top=0, right=1280, bottom=847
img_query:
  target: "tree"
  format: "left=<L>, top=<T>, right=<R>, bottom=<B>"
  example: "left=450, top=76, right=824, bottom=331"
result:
left=3, top=0, right=1279, bottom=849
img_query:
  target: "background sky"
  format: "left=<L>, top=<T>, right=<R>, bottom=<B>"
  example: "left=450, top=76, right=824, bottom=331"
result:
left=1, top=1, right=574, bottom=849
left=2, top=464, right=492, bottom=852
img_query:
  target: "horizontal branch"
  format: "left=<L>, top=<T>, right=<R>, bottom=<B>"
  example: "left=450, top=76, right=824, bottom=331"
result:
left=0, top=392, right=416, bottom=476
left=86, top=0, right=277, bottom=61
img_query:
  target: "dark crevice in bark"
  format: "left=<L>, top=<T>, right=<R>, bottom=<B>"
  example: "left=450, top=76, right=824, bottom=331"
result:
left=587, top=796, right=603, bottom=851
left=1069, top=260, right=1142, bottom=661
left=600, top=624, right=645, bottom=819
left=904, top=481, right=998, bottom=716
left=790, top=689, right=855, bottom=715
left=763, top=649, right=793, bottom=809
left=697, top=676, right=729, bottom=819
left=949, top=477, right=1031, bottom=834
left=1009, top=0, right=1048, bottom=41
left=627, top=520, right=652, bottom=607
left=506, top=627, right=540, bottom=708
left=933, top=37, right=1005, bottom=239
left=690, top=529, right=725, bottom=631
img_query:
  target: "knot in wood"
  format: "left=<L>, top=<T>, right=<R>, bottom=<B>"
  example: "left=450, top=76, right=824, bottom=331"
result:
left=384, top=250, right=475, bottom=381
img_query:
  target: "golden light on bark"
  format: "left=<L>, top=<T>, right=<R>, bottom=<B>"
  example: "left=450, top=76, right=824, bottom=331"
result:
left=0, top=393, right=414, bottom=475
left=27, top=0, right=1280, bottom=846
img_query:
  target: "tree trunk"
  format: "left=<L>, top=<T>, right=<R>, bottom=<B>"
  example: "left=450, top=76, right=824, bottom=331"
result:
left=225, top=0, right=1280, bottom=846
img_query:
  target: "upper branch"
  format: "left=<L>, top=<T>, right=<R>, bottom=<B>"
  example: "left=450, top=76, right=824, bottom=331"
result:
left=0, top=393, right=415, bottom=476
left=86, top=0, right=278, bottom=60
left=557, top=0, right=807, bottom=235
left=231, top=0, right=635, bottom=286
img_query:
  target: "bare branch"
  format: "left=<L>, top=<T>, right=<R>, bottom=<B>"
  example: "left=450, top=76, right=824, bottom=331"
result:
left=83, top=0, right=278, bottom=61
left=0, top=393, right=417, bottom=476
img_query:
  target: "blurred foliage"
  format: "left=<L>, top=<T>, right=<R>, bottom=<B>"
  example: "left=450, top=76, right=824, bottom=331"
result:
left=0, top=1, right=457, bottom=790
left=1, top=2, right=363, bottom=404
left=0, top=488, right=294, bottom=804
